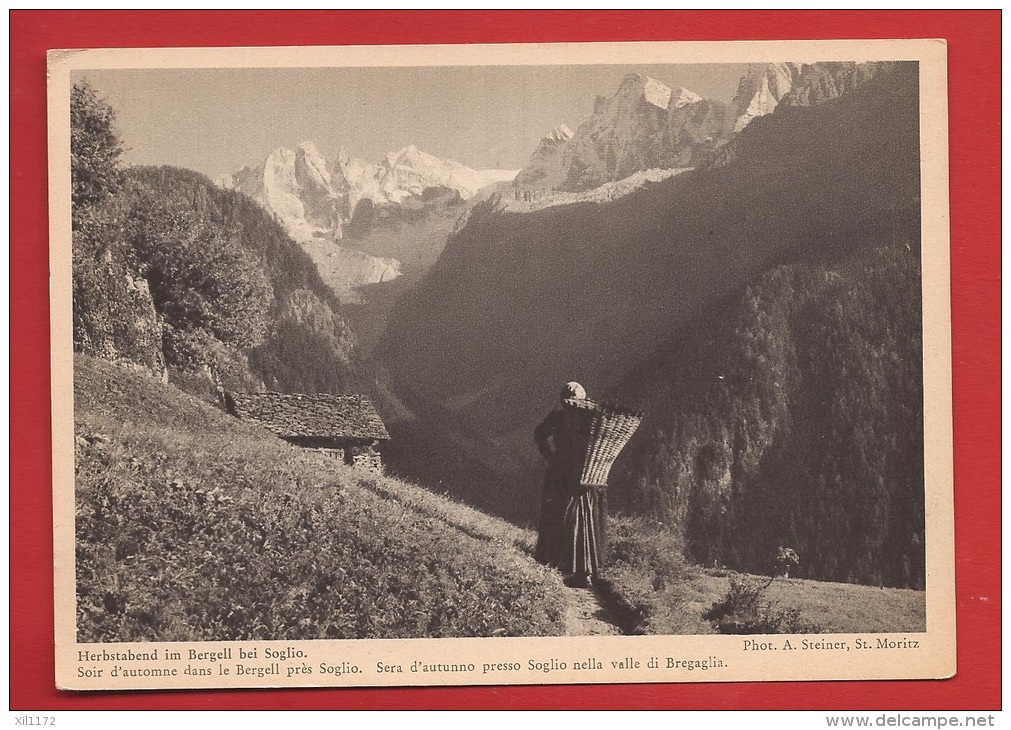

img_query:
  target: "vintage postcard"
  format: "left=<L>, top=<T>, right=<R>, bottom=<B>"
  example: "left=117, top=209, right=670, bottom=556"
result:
left=49, top=38, right=953, bottom=691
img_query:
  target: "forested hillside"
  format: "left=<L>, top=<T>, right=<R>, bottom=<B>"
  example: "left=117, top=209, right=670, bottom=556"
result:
left=71, top=82, right=365, bottom=400
left=609, top=242, right=923, bottom=587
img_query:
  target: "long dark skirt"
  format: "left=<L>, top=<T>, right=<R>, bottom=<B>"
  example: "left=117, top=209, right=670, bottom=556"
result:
left=533, top=471, right=566, bottom=562
left=559, top=486, right=608, bottom=578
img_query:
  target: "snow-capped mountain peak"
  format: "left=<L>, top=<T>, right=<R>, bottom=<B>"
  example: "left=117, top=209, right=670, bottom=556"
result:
left=227, top=141, right=517, bottom=245
left=732, top=62, right=803, bottom=133
left=547, top=124, right=573, bottom=143
left=615, top=73, right=673, bottom=110
left=671, top=87, right=704, bottom=108
left=296, top=141, right=333, bottom=190
left=515, top=74, right=729, bottom=192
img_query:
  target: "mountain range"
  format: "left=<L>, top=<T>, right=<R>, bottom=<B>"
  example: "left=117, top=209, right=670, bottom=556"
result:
left=513, top=62, right=899, bottom=194
left=219, top=62, right=894, bottom=304
left=220, top=143, right=517, bottom=298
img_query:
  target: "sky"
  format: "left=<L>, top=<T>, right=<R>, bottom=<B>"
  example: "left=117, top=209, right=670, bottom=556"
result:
left=75, top=64, right=748, bottom=179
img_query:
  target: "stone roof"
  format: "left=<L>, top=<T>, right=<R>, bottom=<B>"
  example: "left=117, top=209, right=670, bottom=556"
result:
left=226, top=392, right=390, bottom=442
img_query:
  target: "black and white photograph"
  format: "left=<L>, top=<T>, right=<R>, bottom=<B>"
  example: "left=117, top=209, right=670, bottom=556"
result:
left=49, top=40, right=954, bottom=690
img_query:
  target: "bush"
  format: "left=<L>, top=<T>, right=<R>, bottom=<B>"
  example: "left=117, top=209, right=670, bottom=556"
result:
left=775, top=546, right=801, bottom=578
left=601, top=517, right=707, bottom=635
left=123, top=193, right=273, bottom=351
left=704, top=573, right=822, bottom=634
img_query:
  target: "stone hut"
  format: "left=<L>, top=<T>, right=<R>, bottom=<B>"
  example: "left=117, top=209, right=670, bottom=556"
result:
left=226, top=392, right=390, bottom=473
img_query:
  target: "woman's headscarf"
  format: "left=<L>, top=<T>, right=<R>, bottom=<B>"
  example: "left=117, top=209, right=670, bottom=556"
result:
left=560, top=381, right=586, bottom=400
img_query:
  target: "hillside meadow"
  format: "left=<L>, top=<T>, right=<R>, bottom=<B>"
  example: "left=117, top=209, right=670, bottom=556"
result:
left=74, top=356, right=924, bottom=642
left=74, top=355, right=566, bottom=641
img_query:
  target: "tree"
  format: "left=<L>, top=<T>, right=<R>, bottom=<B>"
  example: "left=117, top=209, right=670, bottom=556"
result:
left=71, top=81, right=124, bottom=224
left=122, top=187, right=272, bottom=352
left=69, top=81, right=167, bottom=375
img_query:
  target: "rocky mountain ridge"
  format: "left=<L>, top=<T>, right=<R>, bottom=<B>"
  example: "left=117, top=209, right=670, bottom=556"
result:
left=515, top=73, right=732, bottom=192
left=516, top=62, right=897, bottom=193
left=732, top=61, right=898, bottom=133
left=221, top=142, right=516, bottom=298
left=732, top=62, right=803, bottom=133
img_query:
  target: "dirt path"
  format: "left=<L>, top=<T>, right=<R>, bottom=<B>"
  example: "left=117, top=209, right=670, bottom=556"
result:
left=562, top=584, right=626, bottom=636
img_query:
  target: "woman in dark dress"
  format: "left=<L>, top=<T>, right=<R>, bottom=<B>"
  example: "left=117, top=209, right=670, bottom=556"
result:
left=534, top=381, right=606, bottom=588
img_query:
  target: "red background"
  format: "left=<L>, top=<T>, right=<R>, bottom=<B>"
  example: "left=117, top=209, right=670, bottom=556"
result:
left=10, top=10, right=1001, bottom=710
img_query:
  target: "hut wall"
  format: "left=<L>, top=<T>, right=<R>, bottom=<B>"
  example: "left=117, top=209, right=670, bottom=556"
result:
left=350, top=449, right=383, bottom=474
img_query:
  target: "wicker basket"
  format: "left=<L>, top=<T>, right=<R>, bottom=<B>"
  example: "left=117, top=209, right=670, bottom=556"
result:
left=561, top=398, right=644, bottom=487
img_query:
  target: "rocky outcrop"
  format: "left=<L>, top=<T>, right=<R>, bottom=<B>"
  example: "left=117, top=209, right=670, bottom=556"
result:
left=294, top=142, right=343, bottom=237
left=732, top=61, right=896, bottom=133
left=227, top=143, right=342, bottom=244
left=72, top=239, right=168, bottom=383
left=779, top=61, right=897, bottom=107
left=732, top=62, right=803, bottom=133
left=513, top=124, right=572, bottom=189
left=515, top=74, right=731, bottom=192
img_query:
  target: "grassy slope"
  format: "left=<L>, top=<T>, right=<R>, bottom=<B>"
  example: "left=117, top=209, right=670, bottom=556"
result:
left=74, top=355, right=565, bottom=642
left=600, top=522, right=921, bottom=636
left=75, top=355, right=924, bottom=640
left=670, top=571, right=925, bottom=636
left=762, top=576, right=925, bottom=633
left=380, top=457, right=927, bottom=637
left=580, top=516, right=924, bottom=636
